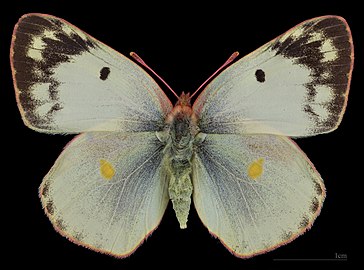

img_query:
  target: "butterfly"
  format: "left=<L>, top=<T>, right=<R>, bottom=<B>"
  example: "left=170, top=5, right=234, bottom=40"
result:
left=10, top=14, right=353, bottom=258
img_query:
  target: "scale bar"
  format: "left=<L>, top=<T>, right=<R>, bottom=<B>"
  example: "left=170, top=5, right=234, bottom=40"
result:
left=274, top=258, right=347, bottom=261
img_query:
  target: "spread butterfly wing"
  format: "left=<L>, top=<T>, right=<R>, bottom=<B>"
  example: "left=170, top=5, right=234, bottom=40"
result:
left=192, top=134, right=325, bottom=257
left=193, top=16, right=354, bottom=137
left=40, top=132, right=169, bottom=257
left=11, top=14, right=172, bottom=133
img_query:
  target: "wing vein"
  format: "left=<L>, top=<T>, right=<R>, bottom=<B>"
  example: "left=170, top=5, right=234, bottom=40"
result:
left=236, top=178, right=265, bottom=249
left=108, top=146, right=162, bottom=251
left=197, top=150, right=253, bottom=247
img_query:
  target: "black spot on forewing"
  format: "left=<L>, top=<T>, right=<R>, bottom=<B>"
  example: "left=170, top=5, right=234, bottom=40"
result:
left=100, top=67, right=110, bottom=80
left=255, top=69, right=265, bottom=82
left=12, top=15, right=96, bottom=130
left=271, top=17, right=353, bottom=133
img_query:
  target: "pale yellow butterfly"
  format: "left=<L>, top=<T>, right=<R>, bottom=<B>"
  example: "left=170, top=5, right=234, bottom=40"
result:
left=11, top=14, right=353, bottom=258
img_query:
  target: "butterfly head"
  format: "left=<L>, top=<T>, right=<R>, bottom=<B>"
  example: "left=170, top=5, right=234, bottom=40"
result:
left=176, top=92, right=191, bottom=107
left=164, top=91, right=198, bottom=140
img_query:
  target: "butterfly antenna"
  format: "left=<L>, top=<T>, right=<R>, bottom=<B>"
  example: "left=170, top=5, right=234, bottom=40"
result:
left=130, top=52, right=179, bottom=99
left=189, top=51, right=239, bottom=99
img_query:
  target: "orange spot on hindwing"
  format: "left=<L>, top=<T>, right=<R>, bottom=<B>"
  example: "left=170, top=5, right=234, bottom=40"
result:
left=100, top=159, right=115, bottom=180
left=248, top=158, right=264, bottom=180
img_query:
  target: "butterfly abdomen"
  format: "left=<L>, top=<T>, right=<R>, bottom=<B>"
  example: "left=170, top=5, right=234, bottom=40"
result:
left=162, top=102, right=199, bottom=228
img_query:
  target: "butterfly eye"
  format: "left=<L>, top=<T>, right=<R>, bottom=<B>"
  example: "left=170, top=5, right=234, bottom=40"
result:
left=99, top=67, right=110, bottom=80
left=255, top=69, right=265, bottom=83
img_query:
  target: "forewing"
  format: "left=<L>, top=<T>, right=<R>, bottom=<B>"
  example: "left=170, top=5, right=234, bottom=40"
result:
left=192, top=134, right=325, bottom=257
left=193, top=16, right=353, bottom=137
left=11, top=14, right=172, bottom=133
left=40, top=132, right=169, bottom=257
